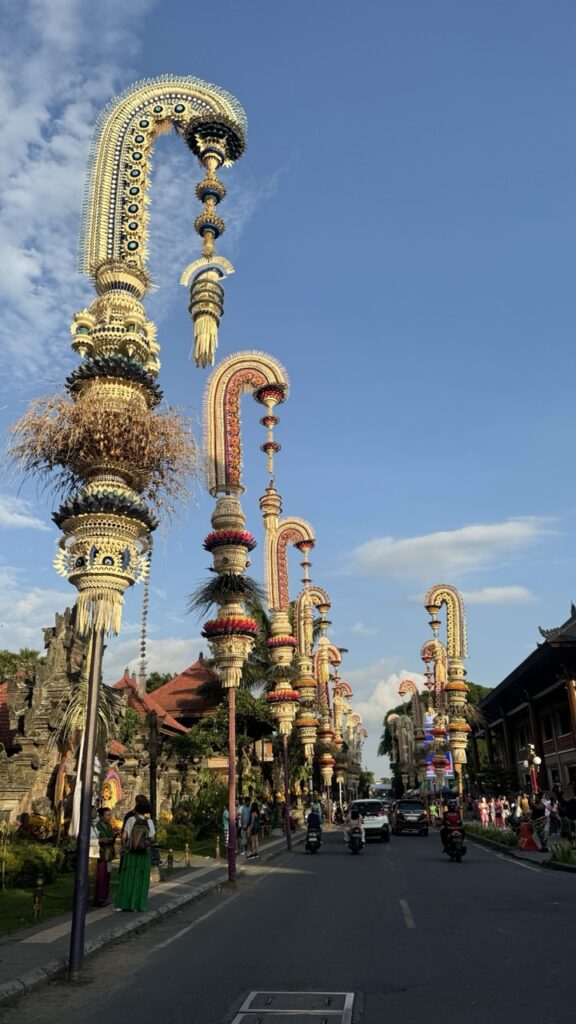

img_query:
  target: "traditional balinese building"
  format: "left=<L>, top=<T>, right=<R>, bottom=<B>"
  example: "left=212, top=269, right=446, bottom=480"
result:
left=111, top=670, right=188, bottom=736
left=147, top=654, right=219, bottom=729
left=476, top=604, right=576, bottom=791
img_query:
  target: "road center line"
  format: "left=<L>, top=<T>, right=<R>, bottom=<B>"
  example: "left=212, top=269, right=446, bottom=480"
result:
left=399, top=899, right=416, bottom=928
left=152, top=894, right=240, bottom=950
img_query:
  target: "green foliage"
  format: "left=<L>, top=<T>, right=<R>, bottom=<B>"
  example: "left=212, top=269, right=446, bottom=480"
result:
left=0, top=648, right=42, bottom=680
left=118, top=708, right=141, bottom=745
left=466, top=681, right=492, bottom=705
left=1, top=841, right=66, bottom=887
left=166, top=770, right=228, bottom=840
left=550, top=841, right=576, bottom=865
left=358, top=771, right=375, bottom=798
left=466, top=822, right=519, bottom=847
left=146, top=672, right=173, bottom=693
left=167, top=690, right=275, bottom=764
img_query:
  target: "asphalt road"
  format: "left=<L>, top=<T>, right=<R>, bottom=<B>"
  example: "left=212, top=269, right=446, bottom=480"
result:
left=2, top=831, right=575, bottom=1023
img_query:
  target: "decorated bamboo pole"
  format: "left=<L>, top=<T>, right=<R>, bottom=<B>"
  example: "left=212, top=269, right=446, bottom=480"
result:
left=201, top=352, right=289, bottom=877
left=10, top=77, right=244, bottom=976
left=424, top=585, right=470, bottom=807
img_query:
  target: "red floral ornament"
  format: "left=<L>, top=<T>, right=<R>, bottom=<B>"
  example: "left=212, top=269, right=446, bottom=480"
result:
left=266, top=689, right=300, bottom=703
left=203, top=529, right=257, bottom=552
left=202, top=617, right=259, bottom=638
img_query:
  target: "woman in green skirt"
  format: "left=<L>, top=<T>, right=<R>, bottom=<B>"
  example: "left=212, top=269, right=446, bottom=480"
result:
left=115, top=795, right=155, bottom=912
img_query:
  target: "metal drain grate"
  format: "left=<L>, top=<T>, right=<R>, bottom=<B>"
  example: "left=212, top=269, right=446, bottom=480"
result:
left=230, top=991, right=355, bottom=1024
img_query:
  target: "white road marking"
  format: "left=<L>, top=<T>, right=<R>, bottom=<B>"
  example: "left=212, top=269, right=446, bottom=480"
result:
left=469, top=841, right=543, bottom=873
left=399, top=898, right=416, bottom=928
left=152, top=894, right=239, bottom=950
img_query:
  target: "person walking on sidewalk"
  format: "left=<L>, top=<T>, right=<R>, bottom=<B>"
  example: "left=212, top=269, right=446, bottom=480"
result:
left=114, top=795, right=155, bottom=912
left=531, top=792, right=548, bottom=852
left=247, top=801, right=260, bottom=859
left=94, top=807, right=116, bottom=906
left=239, top=796, right=252, bottom=856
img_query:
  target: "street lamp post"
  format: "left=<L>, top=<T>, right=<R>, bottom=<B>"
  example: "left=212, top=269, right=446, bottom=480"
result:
left=524, top=744, right=542, bottom=794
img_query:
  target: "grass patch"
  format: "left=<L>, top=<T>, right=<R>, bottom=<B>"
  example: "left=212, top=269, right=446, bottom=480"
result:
left=0, top=871, right=120, bottom=937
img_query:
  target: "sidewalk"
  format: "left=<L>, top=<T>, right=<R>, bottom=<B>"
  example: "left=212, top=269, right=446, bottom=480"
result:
left=0, top=834, right=295, bottom=1006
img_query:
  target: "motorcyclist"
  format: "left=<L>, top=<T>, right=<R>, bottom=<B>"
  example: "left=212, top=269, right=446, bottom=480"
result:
left=344, top=807, right=365, bottom=845
left=440, top=800, right=463, bottom=850
left=306, top=807, right=322, bottom=838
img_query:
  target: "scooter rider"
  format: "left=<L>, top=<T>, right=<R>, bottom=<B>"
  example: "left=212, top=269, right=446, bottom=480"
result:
left=306, top=807, right=322, bottom=836
left=344, top=807, right=365, bottom=845
left=440, top=800, right=463, bottom=850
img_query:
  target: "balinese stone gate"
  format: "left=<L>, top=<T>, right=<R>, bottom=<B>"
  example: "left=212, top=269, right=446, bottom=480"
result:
left=0, top=609, right=86, bottom=823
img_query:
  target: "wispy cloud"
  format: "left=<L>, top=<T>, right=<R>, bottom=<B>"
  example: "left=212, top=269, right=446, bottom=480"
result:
left=349, top=663, right=428, bottom=726
left=0, top=494, right=49, bottom=530
left=346, top=517, right=552, bottom=580
left=460, top=585, right=536, bottom=605
left=0, top=566, right=70, bottom=648
left=102, top=634, right=206, bottom=685
left=350, top=622, right=379, bottom=636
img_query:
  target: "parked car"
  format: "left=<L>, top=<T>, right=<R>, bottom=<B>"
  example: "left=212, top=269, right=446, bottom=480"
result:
left=349, top=799, right=390, bottom=842
left=391, top=799, right=428, bottom=836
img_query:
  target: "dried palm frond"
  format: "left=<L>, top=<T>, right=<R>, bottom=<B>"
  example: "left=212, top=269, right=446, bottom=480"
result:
left=187, top=573, right=265, bottom=618
left=8, top=391, right=199, bottom=516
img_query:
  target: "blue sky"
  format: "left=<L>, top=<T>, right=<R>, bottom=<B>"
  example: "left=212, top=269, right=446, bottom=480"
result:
left=1, top=1, right=575, bottom=773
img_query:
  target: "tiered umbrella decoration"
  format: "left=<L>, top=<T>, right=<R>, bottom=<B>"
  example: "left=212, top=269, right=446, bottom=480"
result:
left=10, top=260, right=197, bottom=639
left=201, top=500, right=259, bottom=687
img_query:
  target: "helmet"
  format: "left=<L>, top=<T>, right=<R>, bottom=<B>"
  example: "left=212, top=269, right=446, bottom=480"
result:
left=447, top=800, right=457, bottom=811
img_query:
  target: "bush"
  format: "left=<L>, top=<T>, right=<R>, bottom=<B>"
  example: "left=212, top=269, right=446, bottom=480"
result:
left=550, top=840, right=576, bottom=865
left=1, top=841, right=66, bottom=887
left=466, top=823, right=519, bottom=847
left=156, top=823, right=196, bottom=851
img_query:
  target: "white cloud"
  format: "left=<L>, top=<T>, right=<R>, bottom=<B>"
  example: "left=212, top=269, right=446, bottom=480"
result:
left=0, top=494, right=49, bottom=530
left=102, top=634, right=206, bottom=685
left=350, top=666, right=428, bottom=726
left=350, top=622, right=379, bottom=636
left=0, top=571, right=71, bottom=649
left=460, top=585, right=536, bottom=605
left=346, top=517, right=552, bottom=579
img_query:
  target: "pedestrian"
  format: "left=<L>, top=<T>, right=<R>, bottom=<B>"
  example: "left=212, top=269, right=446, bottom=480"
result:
left=222, top=806, right=230, bottom=849
left=519, top=791, right=531, bottom=816
left=478, top=797, right=489, bottom=827
left=531, top=792, right=548, bottom=852
left=239, top=796, right=252, bottom=856
left=94, top=807, right=116, bottom=906
left=247, top=800, right=260, bottom=859
left=559, top=784, right=576, bottom=840
left=488, top=797, right=495, bottom=825
left=494, top=797, right=504, bottom=829
left=114, top=794, right=155, bottom=912
left=548, top=794, right=560, bottom=836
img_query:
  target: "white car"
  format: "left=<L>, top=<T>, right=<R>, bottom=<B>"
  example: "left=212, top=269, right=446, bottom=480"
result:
left=349, top=799, right=390, bottom=842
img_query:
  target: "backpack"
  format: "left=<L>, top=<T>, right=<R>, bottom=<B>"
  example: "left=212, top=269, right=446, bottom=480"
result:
left=130, top=816, right=150, bottom=854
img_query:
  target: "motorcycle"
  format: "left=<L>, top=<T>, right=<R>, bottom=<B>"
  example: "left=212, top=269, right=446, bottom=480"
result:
left=348, top=826, right=364, bottom=855
left=305, top=827, right=321, bottom=854
left=444, top=828, right=466, bottom=862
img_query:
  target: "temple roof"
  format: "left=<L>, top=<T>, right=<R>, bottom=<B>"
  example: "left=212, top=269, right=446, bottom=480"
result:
left=150, top=655, right=219, bottom=720
left=538, top=603, right=576, bottom=643
left=112, top=671, right=187, bottom=734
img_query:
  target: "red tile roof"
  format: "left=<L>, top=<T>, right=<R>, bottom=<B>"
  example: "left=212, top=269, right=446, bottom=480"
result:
left=150, top=657, right=219, bottom=719
left=107, top=738, right=128, bottom=756
left=112, top=671, right=187, bottom=734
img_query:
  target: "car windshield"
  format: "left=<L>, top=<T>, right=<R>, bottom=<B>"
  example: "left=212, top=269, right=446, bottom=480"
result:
left=352, top=802, right=384, bottom=816
left=397, top=802, right=425, bottom=812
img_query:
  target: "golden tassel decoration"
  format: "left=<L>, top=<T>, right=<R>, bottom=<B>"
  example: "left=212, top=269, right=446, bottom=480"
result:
left=75, top=589, right=124, bottom=638
left=189, top=269, right=225, bottom=368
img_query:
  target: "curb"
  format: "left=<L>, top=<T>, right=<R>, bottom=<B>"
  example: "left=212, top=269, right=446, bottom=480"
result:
left=0, top=835, right=300, bottom=1007
left=541, top=859, right=576, bottom=874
